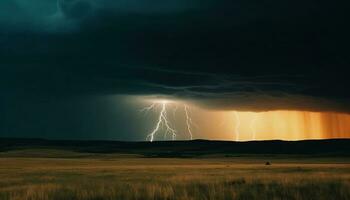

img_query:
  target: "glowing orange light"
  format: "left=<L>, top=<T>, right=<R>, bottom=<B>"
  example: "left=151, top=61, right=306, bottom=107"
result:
left=190, top=109, right=350, bottom=141
left=136, top=96, right=350, bottom=141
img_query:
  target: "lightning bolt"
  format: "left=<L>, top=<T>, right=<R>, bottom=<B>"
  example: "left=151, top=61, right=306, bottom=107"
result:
left=234, top=111, right=240, bottom=141
left=141, top=100, right=196, bottom=142
left=184, top=105, right=193, bottom=140
left=146, top=102, right=176, bottom=142
left=250, top=115, right=257, bottom=140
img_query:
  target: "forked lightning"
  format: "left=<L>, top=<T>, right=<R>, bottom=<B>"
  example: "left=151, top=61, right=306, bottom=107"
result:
left=142, top=101, right=194, bottom=142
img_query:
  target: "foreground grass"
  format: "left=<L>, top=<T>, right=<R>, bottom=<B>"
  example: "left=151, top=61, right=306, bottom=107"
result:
left=0, top=154, right=349, bottom=200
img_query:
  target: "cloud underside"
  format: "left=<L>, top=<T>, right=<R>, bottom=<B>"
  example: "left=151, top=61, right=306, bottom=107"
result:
left=1, top=0, right=349, bottom=113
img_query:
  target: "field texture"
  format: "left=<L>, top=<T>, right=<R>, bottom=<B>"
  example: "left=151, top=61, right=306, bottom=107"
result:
left=0, top=150, right=349, bottom=200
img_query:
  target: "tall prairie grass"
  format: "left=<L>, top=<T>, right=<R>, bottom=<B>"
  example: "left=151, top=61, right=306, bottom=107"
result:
left=0, top=156, right=349, bottom=200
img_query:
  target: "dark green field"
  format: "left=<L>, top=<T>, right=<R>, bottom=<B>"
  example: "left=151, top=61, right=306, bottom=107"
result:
left=0, top=139, right=349, bottom=200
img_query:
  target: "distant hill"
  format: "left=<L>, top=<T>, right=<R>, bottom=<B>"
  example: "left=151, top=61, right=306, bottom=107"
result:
left=0, top=138, right=349, bottom=157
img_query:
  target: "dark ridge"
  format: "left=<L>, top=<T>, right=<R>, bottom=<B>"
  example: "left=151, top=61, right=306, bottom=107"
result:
left=0, top=138, right=349, bottom=157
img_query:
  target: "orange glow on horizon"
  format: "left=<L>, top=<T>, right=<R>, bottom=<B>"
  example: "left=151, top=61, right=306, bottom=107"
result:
left=190, top=109, right=350, bottom=141
left=226, top=111, right=350, bottom=141
left=135, top=96, right=350, bottom=141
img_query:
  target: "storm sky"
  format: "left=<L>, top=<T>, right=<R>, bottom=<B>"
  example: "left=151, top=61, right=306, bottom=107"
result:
left=0, top=0, right=349, bottom=140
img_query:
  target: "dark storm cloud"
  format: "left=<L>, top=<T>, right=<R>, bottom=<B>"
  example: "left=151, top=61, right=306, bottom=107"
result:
left=1, top=0, right=350, bottom=112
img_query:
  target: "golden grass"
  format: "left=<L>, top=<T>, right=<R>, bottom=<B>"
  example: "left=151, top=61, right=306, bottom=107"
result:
left=0, top=156, right=349, bottom=200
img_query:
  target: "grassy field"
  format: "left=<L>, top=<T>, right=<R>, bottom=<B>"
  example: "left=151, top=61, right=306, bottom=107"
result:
left=0, top=150, right=349, bottom=200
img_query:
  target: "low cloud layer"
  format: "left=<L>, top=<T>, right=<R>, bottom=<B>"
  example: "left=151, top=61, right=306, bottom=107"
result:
left=1, top=0, right=350, bottom=112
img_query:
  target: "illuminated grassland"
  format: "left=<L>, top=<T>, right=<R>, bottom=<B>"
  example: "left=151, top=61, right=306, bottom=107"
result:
left=0, top=151, right=349, bottom=200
